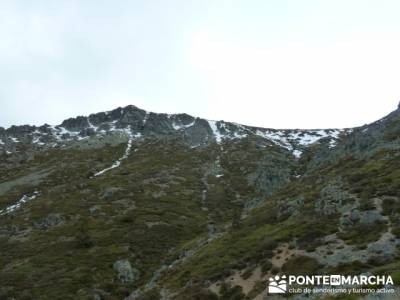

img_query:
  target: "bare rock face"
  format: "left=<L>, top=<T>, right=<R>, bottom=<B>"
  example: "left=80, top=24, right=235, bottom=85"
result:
left=184, top=118, right=214, bottom=146
left=61, top=116, right=90, bottom=132
left=118, top=105, right=147, bottom=130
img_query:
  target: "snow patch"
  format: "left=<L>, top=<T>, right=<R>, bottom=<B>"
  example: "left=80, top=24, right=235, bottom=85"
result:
left=32, top=137, right=45, bottom=146
left=208, top=120, right=224, bottom=143
left=0, top=191, right=39, bottom=216
left=77, top=136, right=90, bottom=141
left=93, top=129, right=140, bottom=177
left=88, top=118, right=98, bottom=131
left=291, top=132, right=323, bottom=146
left=172, top=121, right=195, bottom=130
left=255, top=128, right=343, bottom=151
left=292, top=150, right=303, bottom=158
left=255, top=130, right=293, bottom=150
left=50, top=126, right=80, bottom=141
left=142, top=112, right=150, bottom=125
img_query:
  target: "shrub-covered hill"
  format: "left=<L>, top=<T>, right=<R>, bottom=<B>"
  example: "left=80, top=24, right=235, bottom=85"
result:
left=0, top=104, right=399, bottom=300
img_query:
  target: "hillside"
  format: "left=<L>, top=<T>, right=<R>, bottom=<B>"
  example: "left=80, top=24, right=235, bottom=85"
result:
left=0, top=104, right=399, bottom=300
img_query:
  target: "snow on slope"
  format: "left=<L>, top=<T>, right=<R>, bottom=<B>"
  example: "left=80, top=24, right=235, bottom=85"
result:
left=142, top=112, right=150, bottom=126
left=88, top=118, right=98, bottom=131
left=208, top=121, right=224, bottom=143
left=93, top=129, right=140, bottom=177
left=252, top=128, right=344, bottom=157
left=172, top=121, right=195, bottom=130
left=207, top=120, right=249, bottom=143
left=206, top=122, right=345, bottom=157
left=0, top=191, right=39, bottom=216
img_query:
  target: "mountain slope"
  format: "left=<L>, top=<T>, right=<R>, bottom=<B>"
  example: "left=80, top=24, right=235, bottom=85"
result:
left=0, top=105, right=399, bottom=300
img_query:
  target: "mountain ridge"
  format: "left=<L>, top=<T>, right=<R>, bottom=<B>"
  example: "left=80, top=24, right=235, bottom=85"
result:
left=0, top=104, right=356, bottom=158
left=1, top=104, right=351, bottom=131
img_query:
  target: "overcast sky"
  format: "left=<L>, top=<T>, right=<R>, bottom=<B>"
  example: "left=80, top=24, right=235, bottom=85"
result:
left=1, top=1, right=400, bottom=129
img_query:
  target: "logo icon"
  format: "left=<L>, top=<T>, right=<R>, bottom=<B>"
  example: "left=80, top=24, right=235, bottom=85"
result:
left=330, top=275, right=341, bottom=286
left=268, top=275, right=287, bottom=294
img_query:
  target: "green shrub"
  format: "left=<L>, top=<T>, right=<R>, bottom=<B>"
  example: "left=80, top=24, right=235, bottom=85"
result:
left=282, top=256, right=320, bottom=275
left=261, top=260, right=273, bottom=275
left=391, top=271, right=400, bottom=286
left=220, top=282, right=245, bottom=300
left=337, top=223, right=386, bottom=246
left=327, top=260, right=368, bottom=275
left=175, top=285, right=220, bottom=300
left=241, top=267, right=254, bottom=280
left=382, top=198, right=400, bottom=216
left=392, top=226, right=400, bottom=238
left=137, top=288, right=161, bottom=300
left=246, top=281, right=266, bottom=299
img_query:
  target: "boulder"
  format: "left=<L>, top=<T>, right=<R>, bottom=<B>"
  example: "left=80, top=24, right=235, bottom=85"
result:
left=339, top=209, right=361, bottom=229
left=359, top=210, right=383, bottom=225
left=101, top=187, right=124, bottom=199
left=33, top=213, right=65, bottom=230
left=113, top=260, right=140, bottom=283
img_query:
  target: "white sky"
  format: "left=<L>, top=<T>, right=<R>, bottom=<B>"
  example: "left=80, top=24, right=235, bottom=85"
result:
left=1, top=0, right=400, bottom=129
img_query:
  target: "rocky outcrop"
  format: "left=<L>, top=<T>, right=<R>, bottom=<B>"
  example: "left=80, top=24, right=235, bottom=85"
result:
left=315, top=181, right=350, bottom=215
left=33, top=213, right=65, bottom=230
left=101, top=187, right=125, bottom=200
left=278, top=196, right=305, bottom=218
left=113, top=260, right=140, bottom=283
left=61, top=116, right=90, bottom=132
left=184, top=119, right=214, bottom=146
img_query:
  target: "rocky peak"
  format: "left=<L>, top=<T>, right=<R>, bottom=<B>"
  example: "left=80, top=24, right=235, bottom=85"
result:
left=0, top=104, right=374, bottom=157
